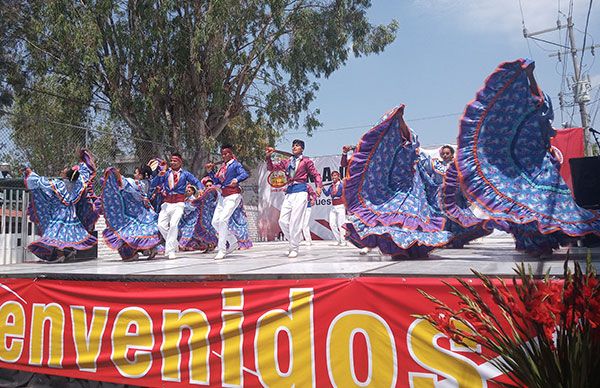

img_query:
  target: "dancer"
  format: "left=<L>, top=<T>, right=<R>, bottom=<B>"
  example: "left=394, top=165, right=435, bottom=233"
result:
left=150, top=152, right=203, bottom=259
left=423, top=145, right=455, bottom=184
left=344, top=105, right=452, bottom=259
left=341, top=145, right=371, bottom=255
left=24, top=151, right=98, bottom=262
left=205, top=145, right=250, bottom=260
left=266, top=140, right=323, bottom=258
left=302, top=184, right=318, bottom=245
left=101, top=167, right=161, bottom=261
left=455, top=58, right=600, bottom=257
left=179, top=182, right=219, bottom=253
left=133, top=165, right=153, bottom=195
left=323, top=171, right=346, bottom=246
left=74, top=149, right=100, bottom=234
left=178, top=184, right=210, bottom=252
left=186, top=185, right=198, bottom=199
left=420, top=145, right=492, bottom=248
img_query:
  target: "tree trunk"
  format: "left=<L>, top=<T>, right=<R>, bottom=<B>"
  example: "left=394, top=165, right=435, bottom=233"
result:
left=191, top=147, right=210, bottom=176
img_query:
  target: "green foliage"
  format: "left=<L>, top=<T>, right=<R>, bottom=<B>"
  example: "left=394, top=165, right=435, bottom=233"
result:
left=7, top=74, right=92, bottom=175
left=5, top=0, right=398, bottom=173
left=416, top=257, right=600, bottom=388
left=217, top=112, right=280, bottom=168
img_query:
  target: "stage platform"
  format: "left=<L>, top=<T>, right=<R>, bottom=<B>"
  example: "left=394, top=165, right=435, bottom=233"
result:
left=0, top=233, right=598, bottom=280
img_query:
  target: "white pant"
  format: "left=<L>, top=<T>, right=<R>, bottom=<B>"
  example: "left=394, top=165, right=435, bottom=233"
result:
left=211, top=193, right=242, bottom=253
left=302, top=207, right=312, bottom=243
left=158, top=202, right=185, bottom=254
left=279, top=191, right=308, bottom=252
left=329, top=204, right=347, bottom=244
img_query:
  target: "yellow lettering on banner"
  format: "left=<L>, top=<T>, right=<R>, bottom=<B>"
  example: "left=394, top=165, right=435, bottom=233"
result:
left=111, top=307, right=154, bottom=378
left=221, top=288, right=244, bottom=387
left=255, top=288, right=315, bottom=388
left=30, top=303, right=65, bottom=368
left=326, top=310, right=397, bottom=387
left=70, top=306, right=109, bottom=372
left=411, top=376, right=436, bottom=388
left=0, top=301, right=25, bottom=363
left=161, top=309, right=210, bottom=384
left=407, top=319, right=483, bottom=388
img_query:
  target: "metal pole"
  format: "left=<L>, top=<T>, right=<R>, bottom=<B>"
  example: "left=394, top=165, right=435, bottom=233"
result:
left=566, top=16, right=591, bottom=152
left=1, top=189, right=6, bottom=265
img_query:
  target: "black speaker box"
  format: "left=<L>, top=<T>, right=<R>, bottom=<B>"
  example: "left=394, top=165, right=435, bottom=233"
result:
left=569, top=156, right=600, bottom=210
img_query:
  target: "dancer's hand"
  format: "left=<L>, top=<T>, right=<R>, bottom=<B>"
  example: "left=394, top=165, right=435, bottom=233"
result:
left=316, top=187, right=322, bottom=196
left=265, top=147, right=275, bottom=157
left=205, top=162, right=215, bottom=171
left=228, top=178, right=238, bottom=187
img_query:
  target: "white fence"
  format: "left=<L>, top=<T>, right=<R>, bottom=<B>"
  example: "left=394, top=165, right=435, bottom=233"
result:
left=0, top=186, right=36, bottom=264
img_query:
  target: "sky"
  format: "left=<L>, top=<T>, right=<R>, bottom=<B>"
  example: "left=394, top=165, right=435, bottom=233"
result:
left=276, top=0, right=600, bottom=157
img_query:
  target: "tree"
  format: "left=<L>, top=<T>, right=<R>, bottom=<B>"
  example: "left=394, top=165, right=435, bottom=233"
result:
left=7, top=74, right=93, bottom=175
left=0, top=0, right=24, bottom=112
left=8, top=1, right=398, bottom=172
left=217, top=112, right=280, bottom=169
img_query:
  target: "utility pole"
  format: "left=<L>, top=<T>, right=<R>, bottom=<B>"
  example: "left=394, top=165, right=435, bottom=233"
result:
left=566, top=16, right=591, bottom=148
left=524, top=17, right=598, bottom=155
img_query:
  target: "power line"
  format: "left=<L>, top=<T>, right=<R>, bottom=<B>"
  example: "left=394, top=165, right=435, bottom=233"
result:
left=285, top=112, right=463, bottom=135
left=519, top=0, right=534, bottom=57
left=578, top=0, right=594, bottom=72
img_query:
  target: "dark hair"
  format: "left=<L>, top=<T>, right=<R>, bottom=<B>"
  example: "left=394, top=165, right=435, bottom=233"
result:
left=171, top=152, right=183, bottom=160
left=138, top=165, right=153, bottom=179
left=187, top=185, right=198, bottom=195
left=441, top=145, right=455, bottom=155
left=221, top=144, right=233, bottom=151
left=66, top=168, right=80, bottom=182
left=292, top=139, right=305, bottom=149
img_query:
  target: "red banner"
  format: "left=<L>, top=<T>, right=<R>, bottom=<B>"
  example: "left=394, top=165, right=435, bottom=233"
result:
left=551, top=127, right=585, bottom=191
left=0, top=277, right=511, bottom=387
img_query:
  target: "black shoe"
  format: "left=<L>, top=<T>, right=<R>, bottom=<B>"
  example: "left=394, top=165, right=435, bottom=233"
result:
left=63, top=248, right=77, bottom=262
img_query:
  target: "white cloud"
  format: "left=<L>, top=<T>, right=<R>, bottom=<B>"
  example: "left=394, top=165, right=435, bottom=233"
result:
left=412, top=0, right=596, bottom=39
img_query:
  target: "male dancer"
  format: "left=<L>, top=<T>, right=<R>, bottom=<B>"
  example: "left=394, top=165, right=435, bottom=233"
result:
left=205, top=145, right=250, bottom=260
left=302, top=184, right=318, bottom=245
left=266, top=139, right=322, bottom=258
left=323, top=170, right=346, bottom=246
left=151, top=152, right=203, bottom=259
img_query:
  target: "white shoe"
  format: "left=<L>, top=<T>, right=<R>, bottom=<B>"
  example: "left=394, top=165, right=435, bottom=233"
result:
left=359, top=247, right=370, bottom=255
left=168, top=251, right=176, bottom=260
left=288, top=251, right=298, bottom=258
left=226, top=241, right=239, bottom=254
left=340, top=241, right=347, bottom=246
left=214, top=251, right=226, bottom=260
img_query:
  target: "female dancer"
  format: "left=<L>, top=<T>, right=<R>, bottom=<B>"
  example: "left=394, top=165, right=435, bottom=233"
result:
left=101, top=166, right=161, bottom=261
left=24, top=150, right=98, bottom=262
left=420, top=146, right=492, bottom=248
left=455, top=58, right=600, bottom=256
left=344, top=105, right=452, bottom=259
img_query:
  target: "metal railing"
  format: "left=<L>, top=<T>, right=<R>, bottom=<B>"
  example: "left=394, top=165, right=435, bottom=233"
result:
left=0, top=183, right=36, bottom=264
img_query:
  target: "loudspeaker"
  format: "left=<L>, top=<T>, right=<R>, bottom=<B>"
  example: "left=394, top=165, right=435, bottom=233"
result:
left=569, top=156, right=600, bottom=210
